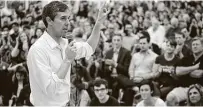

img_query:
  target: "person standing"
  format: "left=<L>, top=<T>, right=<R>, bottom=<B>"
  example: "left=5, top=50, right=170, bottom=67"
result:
left=27, top=1, right=109, bottom=106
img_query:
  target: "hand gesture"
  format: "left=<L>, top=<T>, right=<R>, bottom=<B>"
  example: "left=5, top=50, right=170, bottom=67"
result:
left=65, top=41, right=77, bottom=61
left=16, top=36, right=20, bottom=46
left=96, top=1, right=111, bottom=24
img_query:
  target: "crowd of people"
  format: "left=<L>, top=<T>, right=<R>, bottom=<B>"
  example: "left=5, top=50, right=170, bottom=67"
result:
left=0, top=0, right=203, bottom=106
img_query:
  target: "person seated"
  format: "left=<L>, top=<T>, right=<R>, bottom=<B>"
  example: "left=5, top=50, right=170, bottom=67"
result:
left=136, top=80, right=166, bottom=107
left=187, top=84, right=203, bottom=106
left=90, top=79, right=119, bottom=106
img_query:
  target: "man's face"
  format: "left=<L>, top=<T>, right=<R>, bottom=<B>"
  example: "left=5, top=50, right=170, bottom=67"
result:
left=175, top=33, right=185, bottom=45
left=139, top=38, right=149, bottom=52
left=50, top=9, right=71, bottom=38
left=112, top=35, right=122, bottom=49
left=192, top=40, right=203, bottom=54
left=94, top=84, right=108, bottom=101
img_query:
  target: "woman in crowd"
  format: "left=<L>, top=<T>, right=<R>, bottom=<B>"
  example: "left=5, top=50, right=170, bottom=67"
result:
left=187, top=84, right=203, bottom=106
left=30, top=28, right=43, bottom=45
left=136, top=80, right=166, bottom=107
left=10, top=66, right=28, bottom=106
left=11, top=31, right=30, bottom=64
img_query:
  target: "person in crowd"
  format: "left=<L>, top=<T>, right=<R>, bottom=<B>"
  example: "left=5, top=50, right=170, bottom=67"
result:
left=103, top=33, right=131, bottom=99
left=166, top=37, right=203, bottom=106
left=11, top=31, right=30, bottom=64
left=30, top=28, right=43, bottom=45
left=90, top=78, right=120, bottom=106
left=152, top=38, right=180, bottom=100
left=174, top=31, right=192, bottom=59
left=10, top=66, right=28, bottom=106
left=187, top=84, right=203, bottom=106
left=147, top=17, right=166, bottom=50
left=136, top=80, right=166, bottom=107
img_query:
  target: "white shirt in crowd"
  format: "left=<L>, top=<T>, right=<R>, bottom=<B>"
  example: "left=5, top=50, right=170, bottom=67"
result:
left=129, top=50, right=157, bottom=79
left=136, top=98, right=167, bottom=107
left=147, top=25, right=166, bottom=49
left=27, top=31, right=93, bottom=106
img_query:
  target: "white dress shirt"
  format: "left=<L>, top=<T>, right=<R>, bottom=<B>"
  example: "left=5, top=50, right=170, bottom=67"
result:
left=129, top=50, right=157, bottom=79
left=147, top=25, right=166, bottom=49
left=27, top=31, right=93, bottom=106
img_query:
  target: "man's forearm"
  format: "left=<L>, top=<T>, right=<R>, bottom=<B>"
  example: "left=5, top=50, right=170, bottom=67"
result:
left=56, top=59, right=72, bottom=79
left=176, top=65, right=198, bottom=76
left=87, top=22, right=102, bottom=52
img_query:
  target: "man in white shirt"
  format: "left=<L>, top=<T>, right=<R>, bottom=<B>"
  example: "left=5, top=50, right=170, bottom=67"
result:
left=27, top=1, right=109, bottom=106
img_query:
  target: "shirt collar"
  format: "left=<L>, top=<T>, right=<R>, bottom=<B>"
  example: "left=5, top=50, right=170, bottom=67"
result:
left=43, top=31, right=65, bottom=49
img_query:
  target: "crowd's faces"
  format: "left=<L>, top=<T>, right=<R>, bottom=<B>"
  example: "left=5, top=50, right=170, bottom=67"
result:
left=48, top=9, right=71, bottom=38
left=163, top=18, right=170, bottom=26
left=140, top=84, right=152, bottom=100
left=20, top=32, right=28, bottom=43
left=13, top=24, right=19, bottom=32
left=36, top=28, right=43, bottom=37
left=192, top=39, right=203, bottom=54
left=16, top=72, right=25, bottom=81
left=175, top=33, right=185, bottom=45
left=94, top=84, right=108, bottom=101
left=139, top=38, right=150, bottom=52
left=125, top=24, right=133, bottom=35
left=108, top=24, right=115, bottom=34
left=181, top=28, right=189, bottom=39
left=189, top=87, right=201, bottom=104
left=165, top=41, right=176, bottom=54
left=112, top=35, right=122, bottom=49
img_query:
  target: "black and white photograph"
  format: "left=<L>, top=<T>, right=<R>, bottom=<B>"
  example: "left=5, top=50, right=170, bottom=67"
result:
left=0, top=0, right=203, bottom=106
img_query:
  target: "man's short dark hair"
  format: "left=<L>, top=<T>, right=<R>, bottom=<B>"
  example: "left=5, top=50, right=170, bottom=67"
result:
left=140, top=31, right=150, bottom=43
left=175, top=31, right=185, bottom=38
left=93, top=79, right=108, bottom=89
left=167, top=37, right=177, bottom=48
left=42, top=1, right=69, bottom=27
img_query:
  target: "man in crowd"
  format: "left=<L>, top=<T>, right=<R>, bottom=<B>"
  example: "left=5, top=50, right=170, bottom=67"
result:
left=90, top=79, right=119, bottom=106
left=166, top=37, right=203, bottom=106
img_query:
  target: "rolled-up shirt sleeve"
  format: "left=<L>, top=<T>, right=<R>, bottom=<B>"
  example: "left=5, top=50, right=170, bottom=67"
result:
left=74, top=42, right=94, bottom=60
left=27, top=47, right=69, bottom=97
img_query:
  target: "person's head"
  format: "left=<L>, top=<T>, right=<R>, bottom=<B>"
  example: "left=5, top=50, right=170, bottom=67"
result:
left=165, top=38, right=177, bottom=54
left=139, top=31, right=150, bottom=52
left=125, top=24, right=133, bottom=34
left=187, top=84, right=203, bottom=106
left=112, top=33, right=122, bottom=49
left=35, top=28, right=43, bottom=37
left=42, top=1, right=71, bottom=38
left=171, top=17, right=179, bottom=28
left=175, top=31, right=186, bottom=45
left=93, top=79, right=109, bottom=101
left=15, top=66, right=27, bottom=82
left=151, top=17, right=159, bottom=30
left=191, top=37, right=203, bottom=55
left=23, top=25, right=31, bottom=36
left=108, top=23, right=115, bottom=34
left=139, top=80, right=154, bottom=100
left=19, top=32, right=28, bottom=43
left=12, top=22, right=19, bottom=32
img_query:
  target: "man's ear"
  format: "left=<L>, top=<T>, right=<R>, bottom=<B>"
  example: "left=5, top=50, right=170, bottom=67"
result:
left=46, top=17, right=53, bottom=26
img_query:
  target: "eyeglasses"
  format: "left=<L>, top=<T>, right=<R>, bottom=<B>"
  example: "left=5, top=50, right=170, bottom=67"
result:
left=94, top=88, right=106, bottom=92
